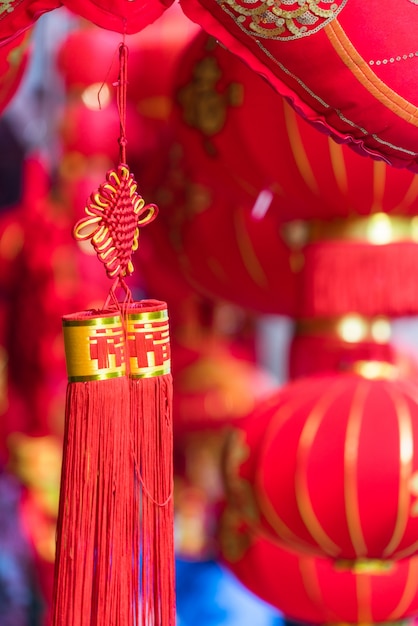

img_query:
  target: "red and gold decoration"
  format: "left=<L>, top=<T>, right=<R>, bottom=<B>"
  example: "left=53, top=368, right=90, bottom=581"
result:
left=51, top=41, right=175, bottom=626
left=220, top=518, right=418, bottom=624
left=160, top=29, right=418, bottom=318
left=222, top=372, right=418, bottom=562
left=179, top=0, right=418, bottom=172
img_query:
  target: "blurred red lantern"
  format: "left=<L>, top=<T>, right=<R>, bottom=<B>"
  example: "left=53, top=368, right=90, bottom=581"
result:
left=162, top=177, right=298, bottom=316
left=224, top=372, right=418, bottom=562
left=172, top=334, right=277, bottom=559
left=287, top=315, right=416, bottom=380
left=219, top=519, right=418, bottom=624
left=172, top=30, right=418, bottom=222
left=0, top=28, right=32, bottom=113
left=172, top=335, right=277, bottom=435
left=167, top=30, right=418, bottom=317
left=179, top=0, right=418, bottom=172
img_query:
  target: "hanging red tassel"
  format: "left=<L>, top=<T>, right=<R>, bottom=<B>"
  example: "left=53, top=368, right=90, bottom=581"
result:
left=54, top=310, right=134, bottom=625
left=127, top=300, right=175, bottom=626
left=52, top=40, right=175, bottom=626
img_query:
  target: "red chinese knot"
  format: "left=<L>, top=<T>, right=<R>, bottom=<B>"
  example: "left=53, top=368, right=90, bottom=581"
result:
left=74, top=164, right=157, bottom=279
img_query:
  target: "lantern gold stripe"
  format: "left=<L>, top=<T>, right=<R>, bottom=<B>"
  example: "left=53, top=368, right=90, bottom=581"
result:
left=234, top=206, right=268, bottom=288
left=395, top=175, right=418, bottom=214
left=325, top=21, right=418, bottom=126
left=295, top=382, right=342, bottom=557
left=383, top=385, right=414, bottom=557
left=355, top=571, right=373, bottom=624
left=371, top=160, right=386, bottom=213
left=283, top=100, right=320, bottom=196
left=327, top=136, right=348, bottom=198
left=344, top=380, right=368, bottom=557
left=299, top=558, right=340, bottom=623
left=255, top=396, right=317, bottom=549
left=387, top=557, right=418, bottom=621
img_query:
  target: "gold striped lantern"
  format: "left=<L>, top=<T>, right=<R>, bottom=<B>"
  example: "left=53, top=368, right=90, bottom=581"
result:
left=168, top=30, right=418, bottom=318
left=222, top=372, right=418, bottom=563
left=219, top=514, right=418, bottom=625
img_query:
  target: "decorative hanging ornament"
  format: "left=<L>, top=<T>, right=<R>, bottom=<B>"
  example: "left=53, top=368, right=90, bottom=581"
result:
left=223, top=372, right=418, bottom=563
left=51, top=42, right=175, bottom=626
left=179, top=0, right=418, bottom=172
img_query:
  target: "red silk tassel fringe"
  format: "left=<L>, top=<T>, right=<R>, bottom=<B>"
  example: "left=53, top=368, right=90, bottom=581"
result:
left=298, top=241, right=418, bottom=317
left=52, top=303, right=175, bottom=626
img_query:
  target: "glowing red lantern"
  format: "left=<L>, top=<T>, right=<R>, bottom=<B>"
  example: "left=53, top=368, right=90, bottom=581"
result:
left=219, top=521, right=418, bottom=624
left=224, top=372, right=418, bottom=562
left=179, top=0, right=418, bottom=172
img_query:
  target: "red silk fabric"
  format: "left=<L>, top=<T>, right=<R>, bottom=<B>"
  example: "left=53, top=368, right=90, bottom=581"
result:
left=0, top=0, right=60, bottom=46
left=62, top=0, right=174, bottom=33
left=179, top=0, right=418, bottom=172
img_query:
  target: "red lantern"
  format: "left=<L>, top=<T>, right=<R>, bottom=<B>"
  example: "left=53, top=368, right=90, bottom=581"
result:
left=224, top=372, right=418, bottom=562
left=179, top=0, right=418, bottom=172
left=166, top=30, right=418, bottom=317
left=164, top=179, right=298, bottom=316
left=172, top=30, right=418, bottom=221
left=219, top=519, right=418, bottom=624
left=172, top=336, right=277, bottom=559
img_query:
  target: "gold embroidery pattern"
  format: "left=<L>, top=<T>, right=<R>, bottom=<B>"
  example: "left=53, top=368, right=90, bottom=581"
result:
left=177, top=55, right=243, bottom=137
left=217, top=0, right=347, bottom=40
left=0, top=0, right=15, bottom=16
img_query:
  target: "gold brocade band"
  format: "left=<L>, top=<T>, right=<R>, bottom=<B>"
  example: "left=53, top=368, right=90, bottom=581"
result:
left=283, top=213, right=418, bottom=248
left=126, top=301, right=171, bottom=379
left=62, top=311, right=126, bottom=382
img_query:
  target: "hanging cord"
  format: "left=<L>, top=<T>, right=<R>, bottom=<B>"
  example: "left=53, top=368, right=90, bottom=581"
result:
left=117, top=41, right=129, bottom=165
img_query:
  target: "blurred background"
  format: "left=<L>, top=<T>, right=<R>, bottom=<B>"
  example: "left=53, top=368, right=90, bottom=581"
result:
left=2, top=5, right=418, bottom=626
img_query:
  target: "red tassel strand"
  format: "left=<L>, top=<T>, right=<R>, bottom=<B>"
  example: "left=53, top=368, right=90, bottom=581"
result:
left=127, top=301, right=175, bottom=626
left=53, top=311, right=135, bottom=626
left=53, top=37, right=175, bottom=626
